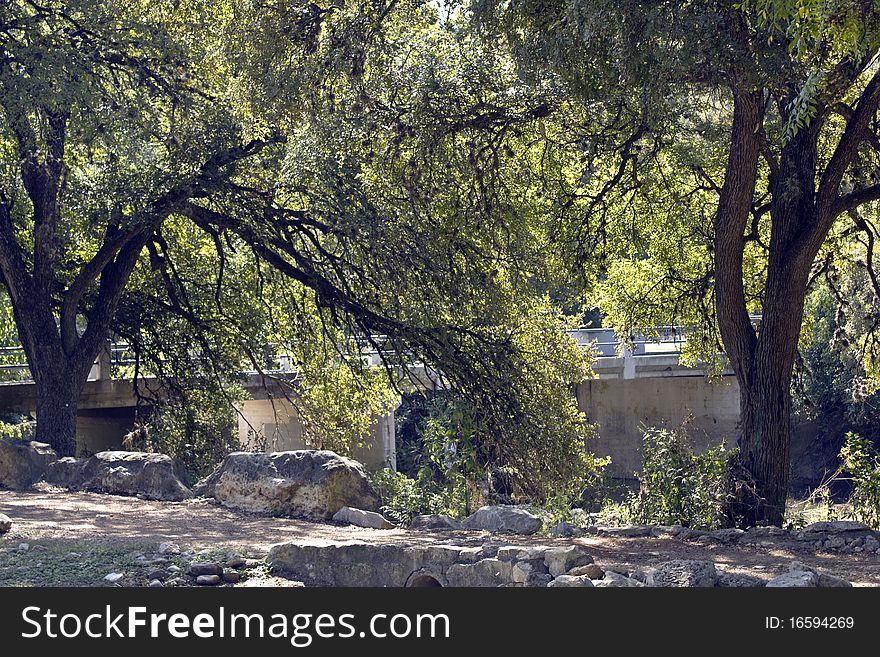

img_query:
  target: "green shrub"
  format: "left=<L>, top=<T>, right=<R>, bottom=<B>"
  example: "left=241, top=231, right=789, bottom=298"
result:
left=369, top=468, right=468, bottom=526
left=125, top=389, right=240, bottom=480
left=838, top=432, right=880, bottom=529
left=628, top=423, right=734, bottom=530
left=0, top=415, right=35, bottom=442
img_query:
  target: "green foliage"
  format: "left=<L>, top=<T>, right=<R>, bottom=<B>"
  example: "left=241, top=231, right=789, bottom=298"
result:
left=125, top=388, right=240, bottom=480
left=369, top=468, right=469, bottom=526
left=797, top=265, right=880, bottom=435
left=0, top=415, right=34, bottom=442
left=839, top=432, right=880, bottom=529
left=628, top=423, right=734, bottom=530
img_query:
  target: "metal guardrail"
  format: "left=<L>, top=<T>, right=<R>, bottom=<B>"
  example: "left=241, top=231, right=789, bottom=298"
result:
left=0, top=323, right=733, bottom=383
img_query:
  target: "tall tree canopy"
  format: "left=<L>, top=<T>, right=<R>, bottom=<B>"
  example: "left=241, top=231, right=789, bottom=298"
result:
left=0, top=0, right=599, bottom=499
left=471, top=0, right=880, bottom=524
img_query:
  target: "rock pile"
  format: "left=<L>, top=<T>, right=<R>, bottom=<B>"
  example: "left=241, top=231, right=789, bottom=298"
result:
left=578, top=520, right=880, bottom=556
left=266, top=539, right=854, bottom=588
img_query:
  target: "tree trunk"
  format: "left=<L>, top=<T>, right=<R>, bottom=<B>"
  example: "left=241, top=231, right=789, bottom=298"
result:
left=726, top=124, right=818, bottom=527
left=730, top=277, right=807, bottom=526
left=12, top=302, right=95, bottom=457
left=33, top=365, right=83, bottom=457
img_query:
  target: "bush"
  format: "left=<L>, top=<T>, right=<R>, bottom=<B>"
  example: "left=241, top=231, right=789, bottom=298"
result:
left=0, top=415, right=35, bottom=442
left=838, top=432, right=880, bottom=529
left=628, top=423, right=734, bottom=530
left=124, top=389, right=240, bottom=480
left=369, top=468, right=469, bottom=526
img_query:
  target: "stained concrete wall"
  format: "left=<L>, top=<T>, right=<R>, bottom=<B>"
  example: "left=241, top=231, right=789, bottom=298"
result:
left=576, top=374, right=741, bottom=486
left=235, top=399, right=396, bottom=471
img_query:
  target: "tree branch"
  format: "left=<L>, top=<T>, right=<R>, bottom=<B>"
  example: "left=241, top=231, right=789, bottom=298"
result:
left=817, top=67, right=880, bottom=216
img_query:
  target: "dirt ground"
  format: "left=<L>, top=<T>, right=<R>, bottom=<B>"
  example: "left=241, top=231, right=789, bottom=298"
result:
left=1, top=488, right=878, bottom=586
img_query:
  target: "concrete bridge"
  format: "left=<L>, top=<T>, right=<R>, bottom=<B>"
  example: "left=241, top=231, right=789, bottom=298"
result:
left=0, top=329, right=743, bottom=482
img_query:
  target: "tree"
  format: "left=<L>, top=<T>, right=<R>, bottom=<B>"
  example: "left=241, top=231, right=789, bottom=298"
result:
left=472, top=0, right=880, bottom=524
left=0, top=0, right=597, bottom=501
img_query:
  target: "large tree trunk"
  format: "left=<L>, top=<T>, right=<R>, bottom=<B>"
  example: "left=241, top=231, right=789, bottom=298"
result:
left=722, top=117, right=819, bottom=526
left=33, top=364, right=83, bottom=457
left=11, top=299, right=96, bottom=457
left=732, top=287, right=805, bottom=526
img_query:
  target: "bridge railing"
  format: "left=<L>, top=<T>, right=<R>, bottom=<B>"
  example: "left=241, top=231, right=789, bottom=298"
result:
left=1, top=321, right=754, bottom=384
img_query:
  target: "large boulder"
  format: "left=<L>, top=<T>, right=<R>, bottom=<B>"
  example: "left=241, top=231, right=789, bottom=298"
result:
left=196, top=450, right=379, bottom=519
left=0, top=440, right=57, bottom=490
left=461, top=505, right=544, bottom=535
left=45, top=451, right=191, bottom=501
left=648, top=560, right=717, bottom=587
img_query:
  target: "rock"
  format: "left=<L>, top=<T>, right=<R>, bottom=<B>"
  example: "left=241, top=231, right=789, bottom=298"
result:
left=649, top=560, right=717, bottom=587
left=824, top=536, right=846, bottom=549
left=525, top=573, right=554, bottom=587
left=168, top=565, right=181, bottom=574
left=104, top=573, right=124, bottom=584
left=333, top=506, right=394, bottom=529
left=512, top=561, right=545, bottom=584
left=567, top=563, right=605, bottom=579
left=547, top=575, right=594, bottom=588
left=594, top=571, right=644, bottom=587
left=706, top=528, right=745, bottom=543
left=445, top=559, right=513, bottom=587
left=410, top=514, right=462, bottom=531
left=597, top=525, right=652, bottom=538
left=148, top=579, right=164, bottom=588
left=743, top=526, right=789, bottom=545
left=716, top=572, right=766, bottom=587
left=544, top=545, right=594, bottom=577
left=818, top=573, right=851, bottom=587
left=802, top=520, right=873, bottom=537
left=196, top=574, right=221, bottom=586
left=496, top=545, right=548, bottom=561
left=650, top=525, right=686, bottom=538
left=147, top=569, right=166, bottom=581
left=863, top=536, right=879, bottom=552
left=766, top=571, right=819, bottom=587
left=0, top=440, right=57, bottom=490
left=17, top=542, right=29, bottom=552
left=225, top=555, right=246, bottom=569
left=676, top=528, right=708, bottom=541
left=457, top=547, right=484, bottom=563
left=788, top=560, right=817, bottom=574
left=0, top=512, right=12, bottom=534
left=603, top=564, right=631, bottom=577
left=222, top=570, right=241, bottom=583
left=548, top=521, right=585, bottom=538
left=45, top=451, right=191, bottom=501
left=195, top=450, right=379, bottom=519
left=158, top=542, right=180, bottom=555
left=630, top=568, right=649, bottom=584
left=187, top=563, right=223, bottom=577
left=461, top=505, right=543, bottom=535
left=269, top=541, right=421, bottom=587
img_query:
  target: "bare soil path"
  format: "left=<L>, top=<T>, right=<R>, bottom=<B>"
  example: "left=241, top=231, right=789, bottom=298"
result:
left=2, top=489, right=878, bottom=586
